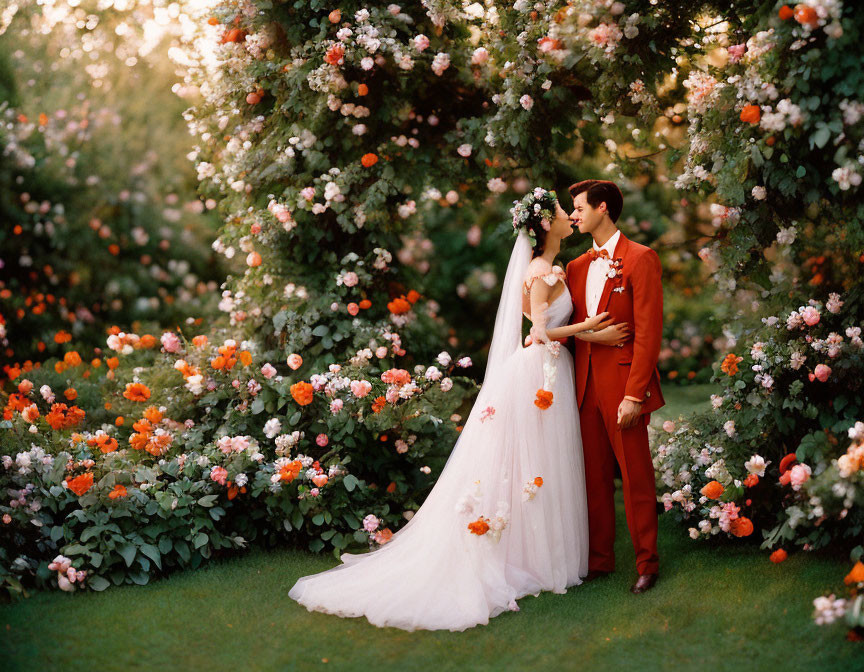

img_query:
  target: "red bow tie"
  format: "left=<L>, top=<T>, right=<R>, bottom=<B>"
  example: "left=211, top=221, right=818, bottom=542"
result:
left=587, top=248, right=610, bottom=261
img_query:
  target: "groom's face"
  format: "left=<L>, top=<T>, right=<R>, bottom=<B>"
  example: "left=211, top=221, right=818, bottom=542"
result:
left=569, top=192, right=605, bottom=235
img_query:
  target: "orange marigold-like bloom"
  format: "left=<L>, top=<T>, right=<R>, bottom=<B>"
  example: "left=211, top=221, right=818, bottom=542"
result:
left=123, top=382, right=151, bottom=402
left=406, top=290, right=421, bottom=304
left=778, top=4, right=794, bottom=20
left=192, top=335, right=208, bottom=348
left=279, top=460, right=303, bottom=483
left=720, top=353, right=743, bottom=376
left=239, top=350, right=253, bottom=366
left=360, top=152, right=378, bottom=167
left=64, top=388, right=77, bottom=401
left=324, top=43, right=344, bottom=66
left=793, top=4, right=819, bottom=27
left=145, top=433, right=172, bottom=457
left=129, top=430, right=149, bottom=451
left=371, top=396, right=387, bottom=413
left=138, top=334, right=158, bottom=349
left=700, top=480, right=724, bottom=499
left=87, top=434, right=119, bottom=454
left=845, top=561, right=864, bottom=586
left=359, top=299, right=372, bottom=310
left=740, top=104, right=761, bottom=124
left=63, top=351, right=82, bottom=367
left=65, top=472, right=94, bottom=497
left=769, top=548, right=788, bottom=563
left=290, top=381, right=314, bottom=406
left=108, top=484, right=127, bottom=499
left=534, top=389, right=554, bottom=410
left=387, top=297, right=411, bottom=315
left=468, top=517, right=490, bottom=536
left=730, top=516, right=754, bottom=537
left=743, top=474, right=759, bottom=488
left=45, top=403, right=86, bottom=430
left=534, top=476, right=544, bottom=487
left=106, top=357, right=120, bottom=370
left=143, top=406, right=163, bottom=424
left=54, top=330, right=72, bottom=344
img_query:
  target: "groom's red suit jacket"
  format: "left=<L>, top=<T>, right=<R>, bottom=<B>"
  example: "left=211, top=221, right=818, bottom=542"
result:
left=565, top=231, right=665, bottom=416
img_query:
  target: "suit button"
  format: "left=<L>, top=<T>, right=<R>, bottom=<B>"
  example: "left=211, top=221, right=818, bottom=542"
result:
left=646, top=391, right=651, bottom=398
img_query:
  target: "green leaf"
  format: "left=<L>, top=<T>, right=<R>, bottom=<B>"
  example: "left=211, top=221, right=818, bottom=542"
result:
left=89, top=552, right=103, bottom=568
left=795, top=165, right=806, bottom=178
left=343, top=474, right=359, bottom=492
left=312, top=325, right=329, bottom=337
left=158, top=537, right=173, bottom=554
left=175, top=539, right=191, bottom=563
left=309, top=538, right=325, bottom=552
left=88, top=575, right=111, bottom=591
left=312, top=513, right=325, bottom=526
left=139, top=544, right=162, bottom=571
left=251, top=397, right=265, bottom=414
left=117, top=544, right=137, bottom=568
left=193, top=532, right=209, bottom=549
left=197, top=494, right=219, bottom=508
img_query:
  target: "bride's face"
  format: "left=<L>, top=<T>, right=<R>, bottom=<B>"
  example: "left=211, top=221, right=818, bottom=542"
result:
left=550, top=201, right=575, bottom=240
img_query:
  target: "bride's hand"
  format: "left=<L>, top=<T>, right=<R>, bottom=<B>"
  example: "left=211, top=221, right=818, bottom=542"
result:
left=579, top=312, right=612, bottom=333
left=591, top=322, right=631, bottom=345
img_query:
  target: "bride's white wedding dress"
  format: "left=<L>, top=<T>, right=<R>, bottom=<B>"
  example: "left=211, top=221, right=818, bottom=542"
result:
left=288, top=231, right=589, bottom=631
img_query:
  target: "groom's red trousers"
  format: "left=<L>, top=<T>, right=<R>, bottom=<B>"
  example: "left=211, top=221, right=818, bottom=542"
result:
left=580, top=362, right=659, bottom=576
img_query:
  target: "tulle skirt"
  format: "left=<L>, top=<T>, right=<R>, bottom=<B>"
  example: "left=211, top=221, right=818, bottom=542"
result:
left=288, top=343, right=589, bottom=631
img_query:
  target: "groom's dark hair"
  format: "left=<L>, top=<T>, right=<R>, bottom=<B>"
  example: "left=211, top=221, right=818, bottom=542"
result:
left=568, top=180, right=624, bottom=223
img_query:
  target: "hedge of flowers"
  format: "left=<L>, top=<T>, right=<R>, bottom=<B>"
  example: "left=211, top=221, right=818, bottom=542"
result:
left=0, top=326, right=473, bottom=597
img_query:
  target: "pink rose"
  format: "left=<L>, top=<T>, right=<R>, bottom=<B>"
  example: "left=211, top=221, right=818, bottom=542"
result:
left=260, top=363, right=277, bottom=379
left=814, top=364, right=831, bottom=382
left=312, top=474, right=329, bottom=487
left=350, top=380, right=372, bottom=398
left=310, top=488, right=320, bottom=497
left=231, top=436, right=250, bottom=452
left=160, top=331, right=182, bottom=353
left=210, top=466, right=228, bottom=486
left=287, top=353, right=303, bottom=370
left=662, top=420, right=676, bottom=432
left=801, top=306, right=820, bottom=326
left=413, top=34, right=430, bottom=52
left=789, top=463, right=811, bottom=489
left=385, top=388, right=400, bottom=404
left=375, top=346, right=388, bottom=359
left=300, top=187, right=316, bottom=201
left=363, top=514, right=380, bottom=532
left=330, top=399, right=344, bottom=414
left=316, top=433, right=329, bottom=447
left=342, top=272, right=358, bottom=287
left=727, top=43, right=747, bottom=62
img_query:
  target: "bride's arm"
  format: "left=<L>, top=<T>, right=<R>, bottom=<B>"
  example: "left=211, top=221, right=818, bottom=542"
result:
left=545, top=312, right=613, bottom=340
left=527, top=273, right=552, bottom=344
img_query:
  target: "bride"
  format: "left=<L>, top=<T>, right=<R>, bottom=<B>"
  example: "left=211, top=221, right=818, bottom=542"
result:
left=289, top=188, right=624, bottom=631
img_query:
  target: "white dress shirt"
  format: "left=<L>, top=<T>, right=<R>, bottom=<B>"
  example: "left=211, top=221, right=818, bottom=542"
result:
left=585, top=229, right=620, bottom=317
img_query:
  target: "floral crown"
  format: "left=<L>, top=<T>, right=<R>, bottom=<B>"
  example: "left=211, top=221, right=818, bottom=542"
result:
left=510, top=187, right=557, bottom=246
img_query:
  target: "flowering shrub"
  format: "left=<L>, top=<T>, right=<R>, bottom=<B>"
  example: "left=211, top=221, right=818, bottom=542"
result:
left=0, top=332, right=473, bottom=597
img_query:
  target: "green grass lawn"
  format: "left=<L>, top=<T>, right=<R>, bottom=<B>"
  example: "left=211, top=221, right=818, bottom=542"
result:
left=1, top=383, right=858, bottom=671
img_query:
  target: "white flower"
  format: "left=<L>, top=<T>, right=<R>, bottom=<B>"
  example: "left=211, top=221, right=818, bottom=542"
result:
left=519, top=94, right=534, bottom=110
left=744, top=455, right=767, bottom=477
left=723, top=420, right=737, bottom=438
left=751, top=185, right=767, bottom=200
left=263, top=418, right=282, bottom=439
left=437, top=351, right=452, bottom=367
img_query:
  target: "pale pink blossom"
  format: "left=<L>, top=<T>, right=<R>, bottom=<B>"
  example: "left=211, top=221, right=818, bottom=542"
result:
left=350, top=380, right=372, bottom=397
left=161, top=331, right=182, bottom=353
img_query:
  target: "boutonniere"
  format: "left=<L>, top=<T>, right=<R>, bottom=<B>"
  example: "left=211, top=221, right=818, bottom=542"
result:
left=606, top=257, right=624, bottom=282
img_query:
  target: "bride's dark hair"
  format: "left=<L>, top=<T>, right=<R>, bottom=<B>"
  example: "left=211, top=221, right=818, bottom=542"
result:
left=510, top=187, right=556, bottom=259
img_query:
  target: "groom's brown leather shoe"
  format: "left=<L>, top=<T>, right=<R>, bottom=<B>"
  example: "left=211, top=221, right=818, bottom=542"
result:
left=630, top=573, right=658, bottom=594
left=584, top=569, right=613, bottom=582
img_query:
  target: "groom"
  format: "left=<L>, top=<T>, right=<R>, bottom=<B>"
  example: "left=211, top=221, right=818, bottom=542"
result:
left=564, top=180, right=665, bottom=595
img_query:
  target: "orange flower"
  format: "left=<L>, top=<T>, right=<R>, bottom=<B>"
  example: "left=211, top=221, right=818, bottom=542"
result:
left=793, top=4, right=819, bottom=28
left=468, top=517, right=490, bottom=536
left=778, top=4, right=794, bottom=20
left=239, top=350, right=253, bottom=366
left=700, top=480, right=724, bottom=499
left=381, top=368, right=411, bottom=386
left=123, top=382, right=151, bottom=402
left=65, top=472, right=94, bottom=497
left=45, top=403, right=86, bottom=430
left=359, top=299, right=372, bottom=310
left=106, top=357, right=119, bottom=370
left=743, top=474, right=759, bottom=488
left=740, top=105, right=761, bottom=124
left=279, top=460, right=303, bottom=483
left=108, top=484, right=127, bottom=499
left=227, top=483, right=239, bottom=500
left=730, top=516, right=754, bottom=537
left=406, top=290, right=421, bottom=304
left=290, top=381, right=314, bottom=406
left=357, top=83, right=368, bottom=96
left=143, top=406, right=163, bottom=424
left=844, top=561, right=864, bottom=585
left=64, top=388, right=78, bottom=401
left=374, top=528, right=393, bottom=544
left=371, top=396, right=387, bottom=413
left=387, top=296, right=412, bottom=314
left=386, top=481, right=397, bottom=493
left=192, top=335, right=208, bottom=348
left=769, top=549, right=788, bottom=563
left=63, top=351, right=82, bottom=367
left=534, top=389, right=554, bottom=410
left=720, top=353, right=743, bottom=376
left=324, top=43, right=344, bottom=66
left=361, top=152, right=378, bottom=167
left=534, top=476, right=544, bottom=487
left=87, top=434, right=119, bottom=454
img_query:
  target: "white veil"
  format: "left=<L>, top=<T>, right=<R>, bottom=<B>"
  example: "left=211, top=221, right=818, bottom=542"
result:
left=482, top=229, right=532, bottom=385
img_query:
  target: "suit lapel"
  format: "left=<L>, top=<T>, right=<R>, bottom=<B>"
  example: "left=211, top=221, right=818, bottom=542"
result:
left=596, top=232, right=630, bottom=315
